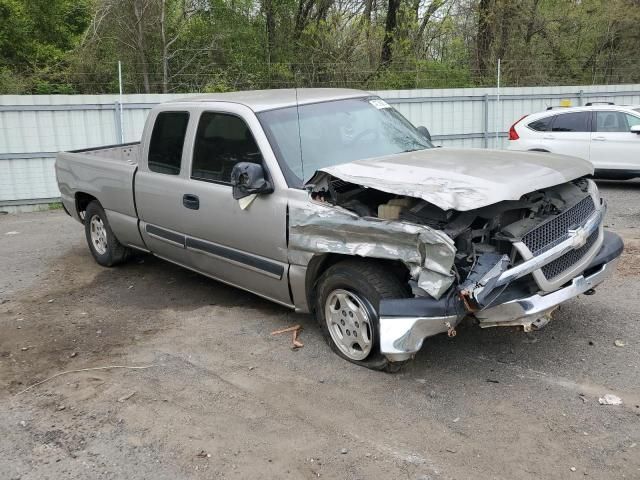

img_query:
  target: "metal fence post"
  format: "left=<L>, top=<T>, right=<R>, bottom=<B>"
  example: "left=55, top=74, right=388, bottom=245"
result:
left=483, top=93, right=489, bottom=148
left=114, top=101, right=123, bottom=143
left=495, top=59, right=501, bottom=148
left=118, top=60, right=125, bottom=143
left=578, top=89, right=584, bottom=106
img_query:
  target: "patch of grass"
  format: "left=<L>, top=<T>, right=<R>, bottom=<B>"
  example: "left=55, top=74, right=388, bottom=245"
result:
left=48, top=202, right=63, bottom=210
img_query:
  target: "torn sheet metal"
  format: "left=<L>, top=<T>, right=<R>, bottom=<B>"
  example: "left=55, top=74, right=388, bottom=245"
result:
left=459, top=252, right=510, bottom=309
left=289, top=202, right=457, bottom=299
left=306, top=148, right=593, bottom=212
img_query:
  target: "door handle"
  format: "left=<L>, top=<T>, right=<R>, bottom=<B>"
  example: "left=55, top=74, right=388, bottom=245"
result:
left=183, top=194, right=200, bottom=210
left=543, top=135, right=555, bottom=140
left=592, top=136, right=606, bottom=141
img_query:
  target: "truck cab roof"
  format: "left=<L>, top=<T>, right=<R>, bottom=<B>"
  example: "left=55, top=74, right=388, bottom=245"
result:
left=169, top=88, right=369, bottom=113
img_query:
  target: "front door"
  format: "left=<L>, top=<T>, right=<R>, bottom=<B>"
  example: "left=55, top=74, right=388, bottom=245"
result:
left=590, top=110, right=640, bottom=172
left=179, top=107, right=291, bottom=306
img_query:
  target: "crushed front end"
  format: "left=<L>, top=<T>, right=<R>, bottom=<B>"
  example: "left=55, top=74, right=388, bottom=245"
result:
left=377, top=178, right=623, bottom=361
left=296, top=174, right=623, bottom=362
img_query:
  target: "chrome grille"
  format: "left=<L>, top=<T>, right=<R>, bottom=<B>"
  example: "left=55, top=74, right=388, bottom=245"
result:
left=541, top=230, right=599, bottom=280
left=522, top=196, right=596, bottom=255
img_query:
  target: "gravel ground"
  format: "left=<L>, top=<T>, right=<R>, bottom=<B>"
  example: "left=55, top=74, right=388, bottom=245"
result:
left=0, top=181, right=639, bottom=480
left=597, top=178, right=640, bottom=231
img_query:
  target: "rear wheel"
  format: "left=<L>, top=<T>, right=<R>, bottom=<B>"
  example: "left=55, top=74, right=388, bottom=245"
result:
left=314, top=259, right=410, bottom=372
left=84, top=200, right=130, bottom=267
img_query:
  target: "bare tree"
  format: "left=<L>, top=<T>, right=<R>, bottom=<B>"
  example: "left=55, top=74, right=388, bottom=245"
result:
left=133, top=0, right=152, bottom=93
left=160, top=0, right=193, bottom=93
left=476, top=0, right=492, bottom=75
left=417, top=0, right=446, bottom=44
left=84, top=0, right=155, bottom=92
left=263, top=0, right=277, bottom=64
left=381, top=0, right=401, bottom=65
left=294, top=0, right=317, bottom=39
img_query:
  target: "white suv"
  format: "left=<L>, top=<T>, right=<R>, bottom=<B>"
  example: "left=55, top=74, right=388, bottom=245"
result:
left=507, top=103, right=640, bottom=179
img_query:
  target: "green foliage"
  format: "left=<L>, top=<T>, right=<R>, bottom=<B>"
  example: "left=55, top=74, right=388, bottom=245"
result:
left=373, top=60, right=473, bottom=89
left=0, top=67, right=28, bottom=93
left=0, top=0, right=639, bottom=94
left=0, top=0, right=31, bottom=66
left=31, top=79, right=76, bottom=94
left=0, top=0, right=91, bottom=93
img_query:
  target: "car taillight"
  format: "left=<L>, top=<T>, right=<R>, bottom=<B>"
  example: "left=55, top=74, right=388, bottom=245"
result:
left=508, top=115, right=528, bottom=140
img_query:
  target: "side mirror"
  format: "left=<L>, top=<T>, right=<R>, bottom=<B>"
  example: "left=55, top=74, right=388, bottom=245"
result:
left=631, top=125, right=640, bottom=135
left=416, top=126, right=432, bottom=142
left=230, top=162, right=273, bottom=200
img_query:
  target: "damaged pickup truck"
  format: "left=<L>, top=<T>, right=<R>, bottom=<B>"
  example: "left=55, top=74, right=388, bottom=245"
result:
left=56, top=89, right=624, bottom=372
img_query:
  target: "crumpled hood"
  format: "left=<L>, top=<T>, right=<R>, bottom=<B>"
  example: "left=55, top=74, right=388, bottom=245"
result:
left=307, top=148, right=593, bottom=211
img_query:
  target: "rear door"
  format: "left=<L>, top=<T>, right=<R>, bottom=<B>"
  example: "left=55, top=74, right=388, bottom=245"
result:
left=179, top=104, right=292, bottom=306
left=544, top=111, right=591, bottom=160
left=135, top=109, right=194, bottom=265
left=590, top=110, right=640, bottom=172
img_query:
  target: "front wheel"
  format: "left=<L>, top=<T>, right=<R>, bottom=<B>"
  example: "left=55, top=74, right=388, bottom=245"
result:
left=84, top=200, right=131, bottom=267
left=314, top=259, right=410, bottom=372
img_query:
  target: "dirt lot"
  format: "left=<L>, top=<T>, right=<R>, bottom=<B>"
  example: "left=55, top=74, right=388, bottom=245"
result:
left=1, top=181, right=639, bottom=480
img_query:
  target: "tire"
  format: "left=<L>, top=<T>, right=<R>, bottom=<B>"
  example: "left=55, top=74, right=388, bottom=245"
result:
left=84, top=200, right=130, bottom=267
left=314, top=259, right=411, bottom=372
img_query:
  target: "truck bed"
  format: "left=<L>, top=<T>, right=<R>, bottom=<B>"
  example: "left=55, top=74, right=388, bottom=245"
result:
left=55, top=142, right=141, bottom=221
left=73, top=142, right=140, bottom=164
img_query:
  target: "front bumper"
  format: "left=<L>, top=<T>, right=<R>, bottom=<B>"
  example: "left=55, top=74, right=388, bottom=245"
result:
left=379, top=231, right=624, bottom=362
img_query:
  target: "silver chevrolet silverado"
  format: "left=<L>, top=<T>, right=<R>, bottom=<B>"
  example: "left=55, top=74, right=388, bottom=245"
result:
left=56, top=88, right=624, bottom=372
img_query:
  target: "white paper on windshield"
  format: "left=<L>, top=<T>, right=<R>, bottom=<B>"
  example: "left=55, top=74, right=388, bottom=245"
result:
left=369, top=99, right=391, bottom=109
left=239, top=194, right=258, bottom=210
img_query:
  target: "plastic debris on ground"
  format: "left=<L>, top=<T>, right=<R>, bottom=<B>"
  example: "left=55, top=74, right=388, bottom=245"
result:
left=598, top=394, right=623, bottom=405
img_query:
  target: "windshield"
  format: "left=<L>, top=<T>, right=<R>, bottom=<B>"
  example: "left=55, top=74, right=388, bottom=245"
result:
left=258, top=97, right=433, bottom=186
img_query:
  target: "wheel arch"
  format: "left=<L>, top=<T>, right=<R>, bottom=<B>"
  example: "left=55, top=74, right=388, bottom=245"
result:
left=75, top=192, right=98, bottom=223
left=304, top=254, right=410, bottom=314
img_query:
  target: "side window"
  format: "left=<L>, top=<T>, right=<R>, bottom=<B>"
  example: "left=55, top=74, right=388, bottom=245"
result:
left=148, top=111, right=190, bottom=175
left=192, top=112, right=263, bottom=184
left=528, top=116, right=553, bottom=132
left=551, top=112, right=589, bottom=132
left=625, top=114, right=640, bottom=129
left=595, top=111, right=628, bottom=132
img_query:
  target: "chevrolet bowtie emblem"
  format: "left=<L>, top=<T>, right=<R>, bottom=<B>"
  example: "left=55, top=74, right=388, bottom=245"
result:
left=569, top=227, right=588, bottom=248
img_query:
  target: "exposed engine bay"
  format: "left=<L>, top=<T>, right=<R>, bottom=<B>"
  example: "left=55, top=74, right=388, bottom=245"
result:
left=305, top=174, right=598, bottom=308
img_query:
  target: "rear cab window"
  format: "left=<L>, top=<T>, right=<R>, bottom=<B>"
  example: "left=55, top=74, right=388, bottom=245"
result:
left=191, top=112, right=264, bottom=184
left=148, top=111, right=190, bottom=175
